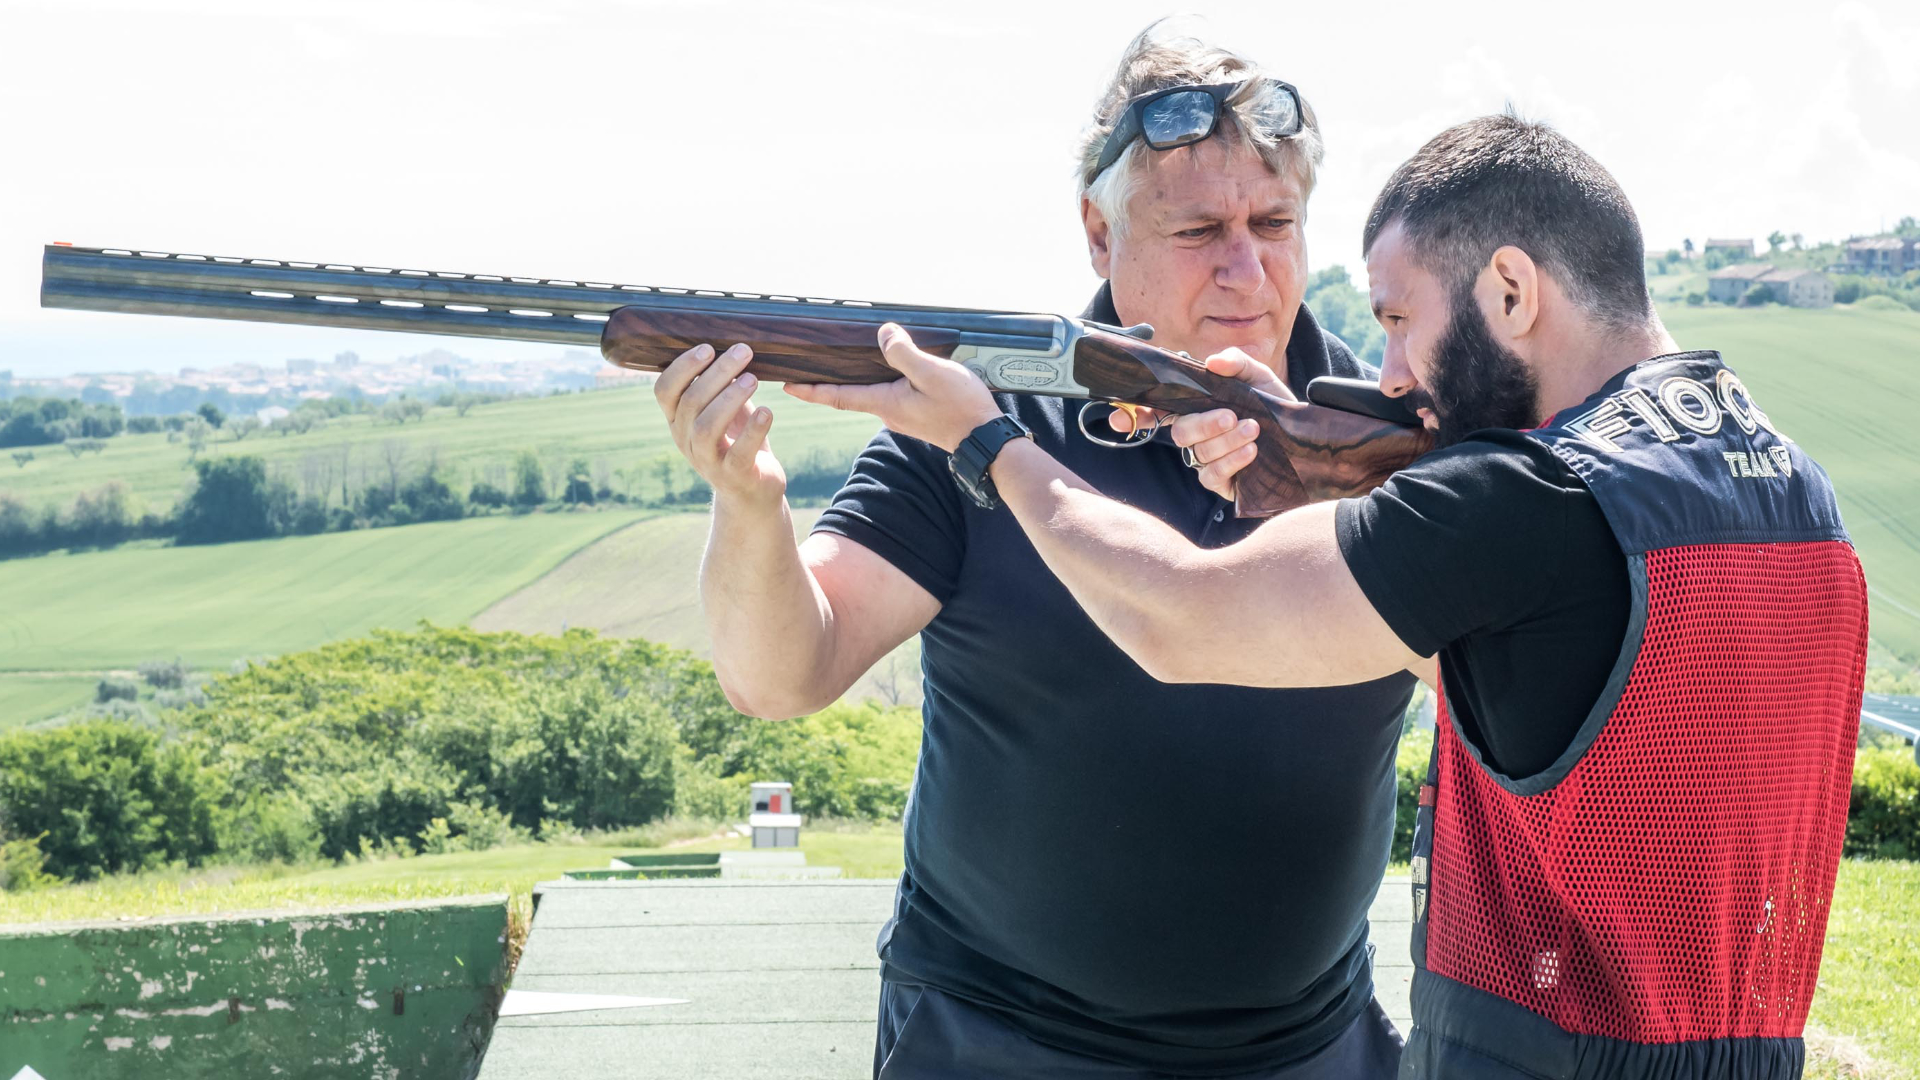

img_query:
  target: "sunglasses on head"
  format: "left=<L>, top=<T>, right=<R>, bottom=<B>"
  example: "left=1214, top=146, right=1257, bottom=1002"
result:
left=1089, top=78, right=1304, bottom=182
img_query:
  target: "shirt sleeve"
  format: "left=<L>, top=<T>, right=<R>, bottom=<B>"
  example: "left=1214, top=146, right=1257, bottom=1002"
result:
left=811, top=428, right=968, bottom=604
left=1334, top=431, right=1583, bottom=658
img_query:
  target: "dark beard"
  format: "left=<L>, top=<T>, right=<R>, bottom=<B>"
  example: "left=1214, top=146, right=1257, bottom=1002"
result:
left=1415, top=290, right=1542, bottom=448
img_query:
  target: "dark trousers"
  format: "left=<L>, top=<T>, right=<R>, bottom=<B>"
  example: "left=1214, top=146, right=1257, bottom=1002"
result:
left=873, top=979, right=1403, bottom=1080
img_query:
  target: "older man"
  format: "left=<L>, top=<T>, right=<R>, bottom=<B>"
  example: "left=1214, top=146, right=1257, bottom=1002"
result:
left=654, top=26, right=1412, bottom=1078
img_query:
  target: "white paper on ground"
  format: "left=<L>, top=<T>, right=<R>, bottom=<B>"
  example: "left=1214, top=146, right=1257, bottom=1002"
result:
left=497, top=990, right=689, bottom=1017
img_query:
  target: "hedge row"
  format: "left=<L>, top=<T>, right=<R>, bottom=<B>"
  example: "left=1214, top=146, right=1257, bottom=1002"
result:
left=0, top=626, right=921, bottom=886
left=1391, top=729, right=1920, bottom=863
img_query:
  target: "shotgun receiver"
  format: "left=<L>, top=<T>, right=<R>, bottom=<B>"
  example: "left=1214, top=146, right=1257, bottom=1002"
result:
left=39, top=244, right=1431, bottom=517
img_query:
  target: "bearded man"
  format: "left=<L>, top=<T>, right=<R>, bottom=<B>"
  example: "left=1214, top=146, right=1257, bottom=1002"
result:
left=653, top=24, right=1413, bottom=1080
left=795, top=113, right=1866, bottom=1080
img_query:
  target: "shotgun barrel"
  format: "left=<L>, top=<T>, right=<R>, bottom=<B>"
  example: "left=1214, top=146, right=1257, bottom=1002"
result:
left=39, top=244, right=1062, bottom=353
left=39, top=243, right=1433, bottom=516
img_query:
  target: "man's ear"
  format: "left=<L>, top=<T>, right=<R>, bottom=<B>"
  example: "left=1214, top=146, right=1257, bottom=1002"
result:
left=1479, top=245, right=1541, bottom=342
left=1081, top=196, right=1113, bottom=279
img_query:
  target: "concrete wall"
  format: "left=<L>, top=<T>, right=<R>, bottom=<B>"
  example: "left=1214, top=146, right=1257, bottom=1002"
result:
left=1, top=895, right=508, bottom=1080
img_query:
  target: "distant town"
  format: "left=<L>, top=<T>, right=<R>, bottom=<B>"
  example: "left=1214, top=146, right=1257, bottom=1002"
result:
left=1656, top=218, right=1920, bottom=310
left=0, top=345, right=649, bottom=416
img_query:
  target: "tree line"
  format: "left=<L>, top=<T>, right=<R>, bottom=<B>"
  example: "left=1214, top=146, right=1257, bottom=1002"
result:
left=0, top=439, right=858, bottom=558
left=0, top=397, right=127, bottom=448
left=0, top=626, right=920, bottom=887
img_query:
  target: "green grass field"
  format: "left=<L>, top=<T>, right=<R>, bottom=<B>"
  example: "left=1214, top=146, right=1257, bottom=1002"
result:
left=1806, top=858, right=1920, bottom=1078
left=1662, top=304, right=1920, bottom=661
left=471, top=510, right=788, bottom=651
left=0, top=674, right=104, bottom=730
left=0, top=822, right=906, bottom=927
left=0, top=382, right=881, bottom=515
left=471, top=509, right=923, bottom=704
left=0, top=509, right=646, bottom=675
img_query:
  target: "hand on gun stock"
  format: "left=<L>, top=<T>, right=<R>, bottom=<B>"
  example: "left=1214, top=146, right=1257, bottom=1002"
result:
left=653, top=341, right=786, bottom=510
left=1107, top=349, right=1296, bottom=503
left=783, top=324, right=1004, bottom=453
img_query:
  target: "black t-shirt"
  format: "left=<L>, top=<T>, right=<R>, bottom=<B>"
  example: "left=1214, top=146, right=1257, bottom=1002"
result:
left=1335, top=429, right=1631, bottom=779
left=813, top=288, right=1417, bottom=1073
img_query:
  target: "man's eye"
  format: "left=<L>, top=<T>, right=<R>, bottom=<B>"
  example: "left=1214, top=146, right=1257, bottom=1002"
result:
left=1260, top=218, right=1294, bottom=231
left=1176, top=225, right=1215, bottom=240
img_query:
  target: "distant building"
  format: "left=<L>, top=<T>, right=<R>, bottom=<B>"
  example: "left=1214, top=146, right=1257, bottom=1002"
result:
left=1707, top=263, right=1775, bottom=303
left=286, top=358, right=318, bottom=375
left=256, top=405, right=292, bottom=426
left=1707, top=264, right=1834, bottom=307
left=594, top=365, right=650, bottom=389
left=1756, top=268, right=1834, bottom=308
left=1704, top=238, right=1755, bottom=261
left=1845, top=237, right=1919, bottom=276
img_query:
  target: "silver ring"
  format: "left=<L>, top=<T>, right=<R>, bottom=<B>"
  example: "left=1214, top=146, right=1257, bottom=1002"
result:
left=1181, top=444, right=1202, bottom=469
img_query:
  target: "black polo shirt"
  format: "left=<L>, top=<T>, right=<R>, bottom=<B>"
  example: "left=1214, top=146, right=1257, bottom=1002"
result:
left=812, top=285, right=1417, bottom=1074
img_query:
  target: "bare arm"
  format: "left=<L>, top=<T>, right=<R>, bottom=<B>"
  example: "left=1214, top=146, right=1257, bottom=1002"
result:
left=789, top=324, right=1427, bottom=690
left=657, top=342, right=938, bottom=718
left=987, top=440, right=1424, bottom=687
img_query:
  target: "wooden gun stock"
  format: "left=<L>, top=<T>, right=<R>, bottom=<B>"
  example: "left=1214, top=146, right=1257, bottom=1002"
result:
left=1071, top=329, right=1433, bottom=518
left=601, top=307, right=960, bottom=384
left=601, top=307, right=1432, bottom=518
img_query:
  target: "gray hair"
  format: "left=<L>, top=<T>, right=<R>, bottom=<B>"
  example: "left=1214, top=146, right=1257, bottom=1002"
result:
left=1076, top=23, right=1324, bottom=237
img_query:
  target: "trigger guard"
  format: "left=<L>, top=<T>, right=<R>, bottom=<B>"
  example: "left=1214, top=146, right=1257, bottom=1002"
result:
left=1078, top=401, right=1160, bottom=449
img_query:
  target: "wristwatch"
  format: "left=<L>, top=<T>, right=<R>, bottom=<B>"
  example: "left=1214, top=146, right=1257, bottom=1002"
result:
left=947, top=415, right=1033, bottom=510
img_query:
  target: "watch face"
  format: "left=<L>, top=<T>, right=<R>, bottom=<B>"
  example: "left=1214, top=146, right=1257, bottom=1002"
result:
left=946, top=451, right=996, bottom=509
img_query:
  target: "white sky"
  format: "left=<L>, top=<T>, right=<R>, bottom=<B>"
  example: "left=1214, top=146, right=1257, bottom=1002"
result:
left=2, top=0, right=1915, bottom=377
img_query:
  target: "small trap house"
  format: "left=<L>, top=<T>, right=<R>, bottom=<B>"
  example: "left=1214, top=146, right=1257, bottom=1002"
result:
left=749, top=781, right=801, bottom=848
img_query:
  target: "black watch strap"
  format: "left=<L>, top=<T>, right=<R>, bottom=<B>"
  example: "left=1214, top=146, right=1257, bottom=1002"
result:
left=947, top=415, right=1032, bottom=510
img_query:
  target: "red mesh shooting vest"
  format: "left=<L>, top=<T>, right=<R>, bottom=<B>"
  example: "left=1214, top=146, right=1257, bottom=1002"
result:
left=1402, top=353, right=1867, bottom=1080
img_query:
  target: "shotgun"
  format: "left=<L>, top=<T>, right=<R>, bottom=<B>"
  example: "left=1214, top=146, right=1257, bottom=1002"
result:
left=38, top=244, right=1431, bottom=517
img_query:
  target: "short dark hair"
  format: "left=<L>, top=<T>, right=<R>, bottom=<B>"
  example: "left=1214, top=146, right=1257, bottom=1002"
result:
left=1362, top=113, right=1651, bottom=329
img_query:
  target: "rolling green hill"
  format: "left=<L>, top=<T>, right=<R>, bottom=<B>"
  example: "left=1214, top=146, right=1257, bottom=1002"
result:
left=471, top=509, right=923, bottom=705
left=0, top=510, right=648, bottom=726
left=0, top=676, right=102, bottom=732
left=1661, top=304, right=1920, bottom=661
left=0, top=383, right=881, bottom=514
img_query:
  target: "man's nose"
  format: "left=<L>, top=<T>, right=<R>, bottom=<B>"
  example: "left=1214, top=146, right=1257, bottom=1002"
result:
left=1215, top=234, right=1266, bottom=293
left=1379, top=343, right=1418, bottom=399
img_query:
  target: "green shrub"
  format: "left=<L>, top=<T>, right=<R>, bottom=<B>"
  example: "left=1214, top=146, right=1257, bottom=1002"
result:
left=176, top=456, right=279, bottom=545
left=95, top=676, right=139, bottom=703
left=215, top=793, right=323, bottom=865
left=468, top=480, right=509, bottom=509
left=0, top=720, right=217, bottom=880
left=673, top=751, right=750, bottom=821
left=139, top=658, right=189, bottom=690
left=0, top=829, right=62, bottom=891
left=725, top=701, right=921, bottom=820
left=1846, top=747, right=1920, bottom=859
left=0, top=627, right=923, bottom=878
left=1393, top=727, right=1434, bottom=863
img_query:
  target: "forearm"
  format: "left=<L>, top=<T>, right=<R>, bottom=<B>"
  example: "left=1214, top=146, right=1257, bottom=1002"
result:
left=988, top=441, right=1216, bottom=681
left=700, top=494, right=840, bottom=717
left=989, top=441, right=1408, bottom=688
